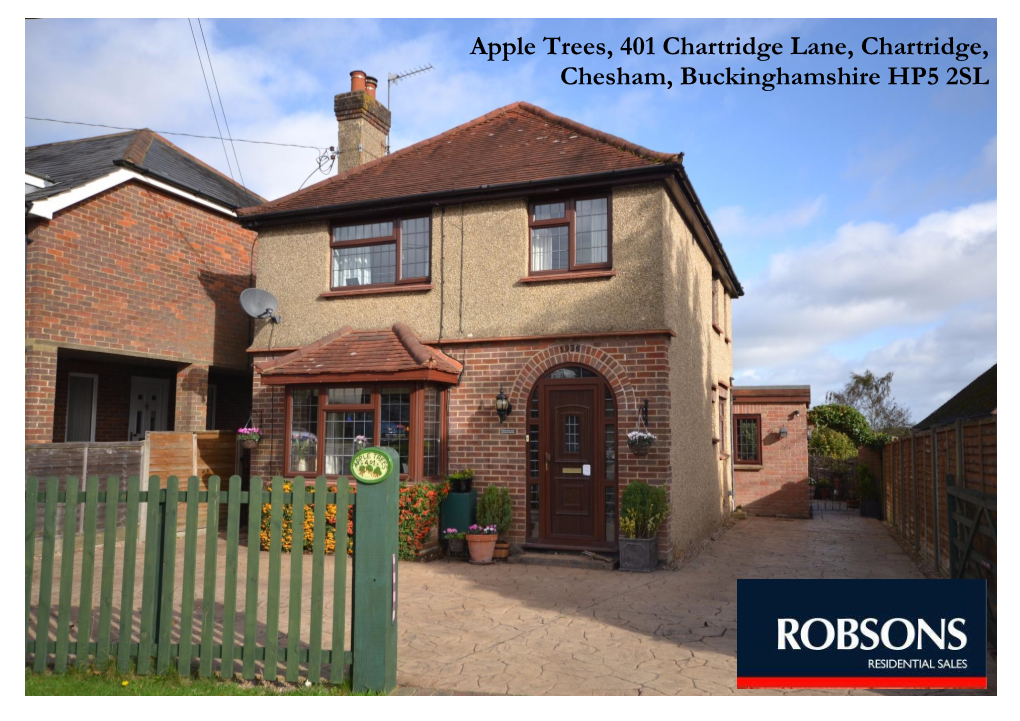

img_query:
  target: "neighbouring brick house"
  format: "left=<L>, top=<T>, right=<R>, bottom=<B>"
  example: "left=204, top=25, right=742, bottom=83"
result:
left=239, top=71, right=744, bottom=560
left=26, top=130, right=263, bottom=445
left=731, top=386, right=811, bottom=518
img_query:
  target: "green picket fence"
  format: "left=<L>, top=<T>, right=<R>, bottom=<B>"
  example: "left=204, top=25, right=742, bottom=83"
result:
left=25, top=474, right=381, bottom=687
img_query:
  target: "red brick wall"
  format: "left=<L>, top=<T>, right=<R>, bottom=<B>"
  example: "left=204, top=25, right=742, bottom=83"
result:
left=26, top=180, right=256, bottom=443
left=732, top=399, right=809, bottom=518
left=250, top=334, right=675, bottom=554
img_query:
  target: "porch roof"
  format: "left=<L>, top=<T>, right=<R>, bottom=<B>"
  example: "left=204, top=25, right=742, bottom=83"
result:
left=255, top=322, right=463, bottom=385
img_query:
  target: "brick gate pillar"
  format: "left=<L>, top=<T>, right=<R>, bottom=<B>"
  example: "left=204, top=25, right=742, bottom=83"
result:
left=25, top=342, right=58, bottom=443
left=174, top=363, right=210, bottom=432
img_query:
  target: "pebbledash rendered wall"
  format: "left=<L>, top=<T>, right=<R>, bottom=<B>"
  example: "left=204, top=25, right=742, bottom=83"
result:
left=247, top=182, right=736, bottom=560
left=731, top=388, right=810, bottom=518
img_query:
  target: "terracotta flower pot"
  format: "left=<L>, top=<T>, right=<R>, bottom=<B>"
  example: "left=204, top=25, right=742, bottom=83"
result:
left=493, top=540, right=510, bottom=561
left=466, top=534, right=497, bottom=564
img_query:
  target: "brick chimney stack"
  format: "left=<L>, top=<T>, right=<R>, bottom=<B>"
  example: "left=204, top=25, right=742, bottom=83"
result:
left=334, top=70, right=391, bottom=173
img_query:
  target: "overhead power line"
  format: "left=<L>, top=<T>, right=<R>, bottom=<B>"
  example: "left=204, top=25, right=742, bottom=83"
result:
left=196, top=18, right=246, bottom=191
left=187, top=18, right=242, bottom=206
left=25, top=116, right=326, bottom=151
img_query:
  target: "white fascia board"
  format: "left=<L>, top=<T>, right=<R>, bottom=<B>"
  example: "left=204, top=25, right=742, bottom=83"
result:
left=26, top=167, right=237, bottom=220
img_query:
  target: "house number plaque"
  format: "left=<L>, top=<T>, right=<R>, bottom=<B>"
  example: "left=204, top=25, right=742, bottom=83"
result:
left=350, top=447, right=392, bottom=484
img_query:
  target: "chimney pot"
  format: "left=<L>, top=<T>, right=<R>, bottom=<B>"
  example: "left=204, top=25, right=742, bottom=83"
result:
left=350, top=70, right=366, bottom=93
left=365, top=76, right=378, bottom=99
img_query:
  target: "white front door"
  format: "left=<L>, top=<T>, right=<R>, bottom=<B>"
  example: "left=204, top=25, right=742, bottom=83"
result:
left=128, top=377, right=169, bottom=441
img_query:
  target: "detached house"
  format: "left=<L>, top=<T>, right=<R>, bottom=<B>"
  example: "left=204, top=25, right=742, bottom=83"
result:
left=240, top=71, right=746, bottom=559
left=26, top=130, right=262, bottom=447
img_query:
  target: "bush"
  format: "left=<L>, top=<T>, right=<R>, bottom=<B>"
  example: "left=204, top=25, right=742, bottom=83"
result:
left=476, top=485, right=513, bottom=540
left=619, top=481, right=668, bottom=539
left=857, top=463, right=878, bottom=501
left=808, top=425, right=858, bottom=461
left=260, top=479, right=449, bottom=560
left=808, top=404, right=873, bottom=446
left=398, top=481, right=449, bottom=560
left=447, top=468, right=474, bottom=493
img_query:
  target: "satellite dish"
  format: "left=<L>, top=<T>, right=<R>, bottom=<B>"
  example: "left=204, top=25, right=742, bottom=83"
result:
left=240, top=288, right=281, bottom=324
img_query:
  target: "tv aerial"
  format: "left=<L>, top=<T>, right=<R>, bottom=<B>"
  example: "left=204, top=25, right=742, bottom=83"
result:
left=386, top=64, right=434, bottom=154
left=240, top=287, right=281, bottom=324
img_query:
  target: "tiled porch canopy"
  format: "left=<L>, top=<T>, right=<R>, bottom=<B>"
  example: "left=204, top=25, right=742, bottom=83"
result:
left=256, top=322, right=462, bottom=384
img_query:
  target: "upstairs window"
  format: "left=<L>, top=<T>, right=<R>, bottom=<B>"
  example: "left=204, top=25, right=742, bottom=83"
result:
left=331, top=217, right=430, bottom=289
left=528, top=196, right=611, bottom=275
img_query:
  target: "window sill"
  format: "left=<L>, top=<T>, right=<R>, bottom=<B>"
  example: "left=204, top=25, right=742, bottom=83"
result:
left=320, top=283, right=433, bottom=299
left=712, top=323, right=724, bottom=336
left=735, top=464, right=763, bottom=471
left=725, top=336, right=732, bottom=344
left=712, top=437, right=720, bottom=445
left=719, top=453, right=731, bottom=461
left=519, top=269, right=616, bottom=284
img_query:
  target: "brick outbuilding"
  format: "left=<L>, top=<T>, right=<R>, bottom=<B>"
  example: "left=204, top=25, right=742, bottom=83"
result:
left=731, top=386, right=811, bottom=518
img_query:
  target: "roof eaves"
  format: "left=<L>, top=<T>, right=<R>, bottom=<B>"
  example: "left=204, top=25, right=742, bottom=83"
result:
left=257, top=326, right=353, bottom=373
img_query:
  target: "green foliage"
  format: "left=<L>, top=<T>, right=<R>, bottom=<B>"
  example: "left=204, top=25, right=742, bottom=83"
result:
left=447, top=468, right=474, bottom=493
left=857, top=463, right=879, bottom=501
left=808, top=425, right=858, bottom=461
left=808, top=404, right=874, bottom=447
left=619, top=481, right=669, bottom=539
left=476, top=485, right=513, bottom=539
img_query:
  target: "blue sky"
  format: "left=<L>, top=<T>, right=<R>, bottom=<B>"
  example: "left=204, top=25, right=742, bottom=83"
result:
left=25, top=18, right=997, bottom=421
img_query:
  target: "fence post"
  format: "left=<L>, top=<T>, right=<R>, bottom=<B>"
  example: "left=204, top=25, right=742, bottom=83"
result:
left=351, top=446, right=400, bottom=695
left=911, top=430, right=919, bottom=551
left=946, top=473, right=958, bottom=579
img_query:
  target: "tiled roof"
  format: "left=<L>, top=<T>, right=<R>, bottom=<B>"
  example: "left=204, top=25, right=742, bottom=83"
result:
left=258, top=323, right=463, bottom=379
left=26, top=129, right=263, bottom=209
left=914, top=365, right=997, bottom=430
left=242, top=101, right=681, bottom=216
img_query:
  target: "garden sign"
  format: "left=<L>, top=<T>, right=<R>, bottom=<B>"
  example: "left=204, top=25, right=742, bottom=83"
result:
left=351, top=447, right=392, bottom=484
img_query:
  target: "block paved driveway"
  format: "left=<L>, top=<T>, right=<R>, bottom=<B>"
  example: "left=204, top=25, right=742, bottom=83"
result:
left=397, top=512, right=997, bottom=695
left=30, top=511, right=996, bottom=695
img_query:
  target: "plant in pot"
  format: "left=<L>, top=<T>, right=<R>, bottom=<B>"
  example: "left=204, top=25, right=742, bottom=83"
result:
left=440, top=468, right=477, bottom=542
left=443, top=528, right=466, bottom=558
left=464, top=524, right=498, bottom=564
left=477, top=485, right=513, bottom=561
left=238, top=426, right=261, bottom=450
left=814, top=477, right=833, bottom=500
left=857, top=464, right=882, bottom=519
left=618, top=481, right=668, bottom=572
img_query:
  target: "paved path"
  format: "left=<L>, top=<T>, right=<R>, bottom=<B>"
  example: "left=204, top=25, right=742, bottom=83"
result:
left=395, top=512, right=996, bottom=695
left=29, top=511, right=995, bottom=695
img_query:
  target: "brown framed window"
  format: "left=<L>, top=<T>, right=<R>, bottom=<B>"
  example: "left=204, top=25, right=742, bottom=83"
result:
left=734, top=414, right=763, bottom=465
left=285, top=383, right=446, bottom=479
left=528, top=195, right=611, bottom=275
left=718, top=390, right=727, bottom=450
left=330, top=217, right=430, bottom=289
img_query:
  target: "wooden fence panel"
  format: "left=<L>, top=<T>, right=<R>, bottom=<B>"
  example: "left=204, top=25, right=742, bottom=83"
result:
left=27, top=473, right=376, bottom=687
left=881, top=417, right=996, bottom=581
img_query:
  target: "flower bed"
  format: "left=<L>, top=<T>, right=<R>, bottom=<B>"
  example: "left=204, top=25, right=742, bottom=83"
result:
left=259, top=479, right=448, bottom=560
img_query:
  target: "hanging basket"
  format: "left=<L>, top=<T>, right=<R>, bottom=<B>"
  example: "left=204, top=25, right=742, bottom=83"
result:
left=240, top=438, right=260, bottom=450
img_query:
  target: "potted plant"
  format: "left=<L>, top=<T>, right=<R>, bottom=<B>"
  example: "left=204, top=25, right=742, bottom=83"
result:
left=814, top=477, right=833, bottom=500
left=238, top=426, right=261, bottom=450
left=290, top=432, right=315, bottom=472
left=858, top=464, right=882, bottom=519
left=477, top=485, right=513, bottom=561
left=440, top=468, right=477, bottom=540
left=627, top=430, right=656, bottom=454
left=465, top=523, right=498, bottom=564
left=618, top=481, right=668, bottom=572
left=443, top=528, right=466, bottom=558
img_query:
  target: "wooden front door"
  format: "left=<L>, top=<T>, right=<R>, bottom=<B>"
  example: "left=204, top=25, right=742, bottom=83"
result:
left=543, top=383, right=599, bottom=543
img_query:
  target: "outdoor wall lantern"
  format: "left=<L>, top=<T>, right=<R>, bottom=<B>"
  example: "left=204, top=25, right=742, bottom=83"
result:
left=779, top=425, right=789, bottom=439
left=495, top=387, right=513, bottom=424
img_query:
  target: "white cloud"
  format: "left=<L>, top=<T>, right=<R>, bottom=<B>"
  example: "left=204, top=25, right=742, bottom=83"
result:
left=25, top=19, right=531, bottom=200
left=712, top=196, right=825, bottom=238
left=733, top=200, right=997, bottom=420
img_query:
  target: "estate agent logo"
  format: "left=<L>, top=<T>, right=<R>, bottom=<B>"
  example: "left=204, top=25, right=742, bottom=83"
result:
left=350, top=447, right=392, bottom=484
left=737, top=579, right=986, bottom=689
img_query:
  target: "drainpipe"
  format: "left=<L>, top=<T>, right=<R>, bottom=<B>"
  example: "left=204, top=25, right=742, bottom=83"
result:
left=728, top=375, right=736, bottom=512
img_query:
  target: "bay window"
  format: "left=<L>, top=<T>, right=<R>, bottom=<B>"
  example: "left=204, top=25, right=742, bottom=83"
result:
left=285, top=383, right=446, bottom=479
left=331, top=217, right=431, bottom=290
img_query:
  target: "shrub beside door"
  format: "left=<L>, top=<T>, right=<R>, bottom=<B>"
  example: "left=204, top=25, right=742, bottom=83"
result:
left=618, top=481, right=668, bottom=572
